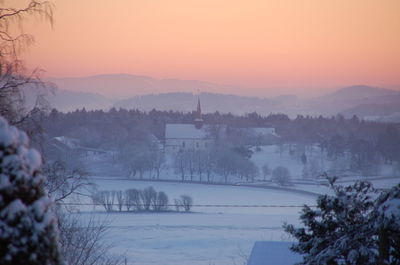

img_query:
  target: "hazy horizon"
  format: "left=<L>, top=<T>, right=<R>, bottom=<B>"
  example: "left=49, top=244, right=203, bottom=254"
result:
left=17, top=0, right=400, bottom=98
left=47, top=72, right=400, bottom=100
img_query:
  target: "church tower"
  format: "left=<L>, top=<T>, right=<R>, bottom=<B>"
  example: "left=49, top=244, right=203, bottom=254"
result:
left=194, top=96, right=204, bottom=129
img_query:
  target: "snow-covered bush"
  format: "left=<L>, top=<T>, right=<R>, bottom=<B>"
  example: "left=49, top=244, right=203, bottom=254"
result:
left=0, top=117, right=62, bottom=265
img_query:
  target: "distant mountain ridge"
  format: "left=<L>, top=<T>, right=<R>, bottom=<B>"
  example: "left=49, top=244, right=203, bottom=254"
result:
left=45, top=74, right=400, bottom=121
left=113, top=92, right=282, bottom=115
left=305, top=85, right=400, bottom=117
left=48, top=74, right=244, bottom=99
left=318, top=85, right=398, bottom=101
left=46, top=90, right=113, bottom=112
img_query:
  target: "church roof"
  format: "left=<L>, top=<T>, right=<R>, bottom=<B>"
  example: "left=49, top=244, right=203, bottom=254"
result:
left=165, top=124, right=210, bottom=139
left=248, top=127, right=276, bottom=136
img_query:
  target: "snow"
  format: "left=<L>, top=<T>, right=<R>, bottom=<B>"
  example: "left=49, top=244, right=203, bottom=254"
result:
left=71, top=179, right=316, bottom=265
left=379, top=198, right=400, bottom=219
left=165, top=124, right=210, bottom=139
left=76, top=142, right=400, bottom=264
left=247, top=241, right=301, bottom=265
left=0, top=116, right=61, bottom=264
left=0, top=117, right=22, bottom=146
left=25, top=149, right=42, bottom=174
left=2, top=199, right=27, bottom=221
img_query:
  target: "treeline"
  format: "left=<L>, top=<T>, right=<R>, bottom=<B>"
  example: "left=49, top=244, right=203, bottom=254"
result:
left=38, top=108, right=400, bottom=177
left=91, top=186, right=193, bottom=212
left=40, top=108, right=399, bottom=148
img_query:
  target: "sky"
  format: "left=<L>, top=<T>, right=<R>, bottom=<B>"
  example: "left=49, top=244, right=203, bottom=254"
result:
left=14, top=0, right=400, bottom=96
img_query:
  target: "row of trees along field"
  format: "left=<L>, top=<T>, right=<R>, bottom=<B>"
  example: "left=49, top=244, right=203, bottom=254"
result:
left=91, top=187, right=193, bottom=212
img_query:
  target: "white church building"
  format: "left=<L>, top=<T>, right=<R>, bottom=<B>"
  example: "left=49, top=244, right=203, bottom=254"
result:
left=164, top=97, right=278, bottom=153
left=164, top=98, right=214, bottom=153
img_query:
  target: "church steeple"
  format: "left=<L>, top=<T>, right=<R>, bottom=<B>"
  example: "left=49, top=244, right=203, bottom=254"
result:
left=194, top=95, right=204, bottom=129
left=196, top=97, right=202, bottom=119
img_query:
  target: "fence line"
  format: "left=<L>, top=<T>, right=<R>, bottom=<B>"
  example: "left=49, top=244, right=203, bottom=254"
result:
left=57, top=202, right=316, bottom=208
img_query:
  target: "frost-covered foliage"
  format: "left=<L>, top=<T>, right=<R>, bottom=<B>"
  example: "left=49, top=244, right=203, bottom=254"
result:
left=0, top=117, right=62, bottom=265
left=284, top=177, right=377, bottom=265
left=375, top=184, right=400, bottom=265
left=285, top=177, right=400, bottom=265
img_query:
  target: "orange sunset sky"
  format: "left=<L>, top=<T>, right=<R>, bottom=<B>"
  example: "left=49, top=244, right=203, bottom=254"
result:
left=15, top=0, right=400, bottom=95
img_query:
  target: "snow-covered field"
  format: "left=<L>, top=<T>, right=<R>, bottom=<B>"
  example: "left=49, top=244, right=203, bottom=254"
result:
left=77, top=145, right=399, bottom=264
left=73, top=179, right=317, bottom=265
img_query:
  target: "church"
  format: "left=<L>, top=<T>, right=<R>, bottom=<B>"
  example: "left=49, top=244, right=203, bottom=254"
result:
left=164, top=98, right=214, bottom=153
left=164, top=97, right=278, bottom=153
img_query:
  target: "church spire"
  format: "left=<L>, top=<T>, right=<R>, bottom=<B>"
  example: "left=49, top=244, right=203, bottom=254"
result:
left=196, top=96, right=202, bottom=120
left=194, top=95, right=204, bottom=129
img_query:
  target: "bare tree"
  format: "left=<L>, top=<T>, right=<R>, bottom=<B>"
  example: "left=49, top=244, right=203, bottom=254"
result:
left=271, top=166, right=291, bottom=186
left=262, top=163, right=271, bottom=181
left=57, top=211, right=125, bottom=265
left=214, top=147, right=239, bottom=183
left=152, top=191, right=169, bottom=211
left=174, top=151, right=188, bottom=181
left=43, top=160, right=91, bottom=203
left=174, top=198, right=182, bottom=211
left=203, top=150, right=215, bottom=183
left=150, top=148, right=165, bottom=179
left=180, top=195, right=193, bottom=212
left=140, top=186, right=157, bottom=211
left=238, top=159, right=258, bottom=182
left=116, top=190, right=124, bottom=212
left=125, top=188, right=142, bottom=211
left=187, top=150, right=196, bottom=181
left=118, top=144, right=152, bottom=178
left=0, top=1, right=55, bottom=125
left=92, top=191, right=115, bottom=212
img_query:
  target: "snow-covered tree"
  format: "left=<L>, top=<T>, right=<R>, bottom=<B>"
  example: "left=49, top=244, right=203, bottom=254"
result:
left=284, top=177, right=377, bottom=265
left=0, top=117, right=62, bottom=265
left=374, top=184, right=400, bottom=265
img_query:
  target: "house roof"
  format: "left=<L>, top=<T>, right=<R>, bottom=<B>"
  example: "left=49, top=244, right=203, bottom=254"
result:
left=247, top=241, right=302, bottom=265
left=165, top=124, right=210, bottom=139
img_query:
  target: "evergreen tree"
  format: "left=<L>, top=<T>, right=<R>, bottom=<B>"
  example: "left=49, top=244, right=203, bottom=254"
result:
left=374, top=184, right=400, bottom=265
left=284, top=177, right=377, bottom=265
left=0, top=117, right=62, bottom=265
left=285, top=177, right=400, bottom=265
